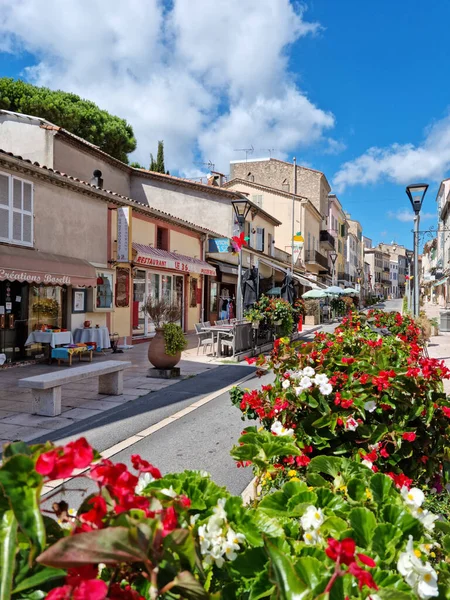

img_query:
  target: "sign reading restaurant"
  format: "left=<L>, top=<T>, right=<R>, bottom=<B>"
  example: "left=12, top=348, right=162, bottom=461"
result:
left=135, top=254, right=216, bottom=277
left=0, top=269, right=72, bottom=285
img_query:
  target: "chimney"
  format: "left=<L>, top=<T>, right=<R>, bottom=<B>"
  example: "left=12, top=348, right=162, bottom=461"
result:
left=91, top=169, right=103, bottom=188
left=211, top=171, right=225, bottom=186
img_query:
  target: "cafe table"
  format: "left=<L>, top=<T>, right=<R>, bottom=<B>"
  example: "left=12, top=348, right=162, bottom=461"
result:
left=25, top=330, right=74, bottom=348
left=201, top=324, right=234, bottom=357
left=73, top=326, right=111, bottom=350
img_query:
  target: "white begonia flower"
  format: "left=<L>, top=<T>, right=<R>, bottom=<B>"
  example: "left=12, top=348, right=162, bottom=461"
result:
left=298, top=375, right=313, bottom=390
left=413, top=508, right=439, bottom=532
left=362, top=460, right=374, bottom=470
left=303, top=529, right=322, bottom=545
left=303, top=366, right=315, bottom=377
left=135, top=472, right=155, bottom=495
left=282, top=379, right=290, bottom=389
left=398, top=536, right=439, bottom=599
left=223, top=528, right=246, bottom=561
left=300, top=506, right=324, bottom=531
left=197, top=500, right=245, bottom=568
left=319, top=383, right=333, bottom=396
left=314, top=373, right=329, bottom=385
left=368, top=596, right=382, bottom=600
left=364, top=400, right=377, bottom=413
left=160, top=486, right=177, bottom=498
left=401, top=486, right=425, bottom=510
left=294, top=386, right=303, bottom=396
left=213, top=498, right=228, bottom=520
left=271, top=420, right=294, bottom=437
left=291, top=370, right=304, bottom=378
left=345, top=417, right=359, bottom=431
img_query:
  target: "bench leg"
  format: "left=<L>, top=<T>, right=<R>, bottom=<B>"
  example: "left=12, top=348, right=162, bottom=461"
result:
left=32, top=387, right=62, bottom=416
left=98, top=370, right=123, bottom=395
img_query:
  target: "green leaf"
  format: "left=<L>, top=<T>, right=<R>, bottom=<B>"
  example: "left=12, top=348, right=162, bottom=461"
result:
left=249, top=567, right=274, bottom=600
left=266, top=539, right=309, bottom=600
left=168, top=571, right=208, bottom=599
left=254, top=511, right=284, bottom=538
left=12, top=567, right=66, bottom=594
left=382, top=505, right=421, bottom=537
left=2, top=441, right=32, bottom=458
left=376, top=590, right=415, bottom=600
left=259, top=492, right=290, bottom=517
left=347, top=478, right=366, bottom=501
left=349, top=507, right=376, bottom=546
left=442, top=534, right=450, bottom=554
left=308, top=456, right=342, bottom=479
left=37, top=526, right=149, bottom=567
left=372, top=524, right=403, bottom=562
left=370, top=473, right=393, bottom=504
left=320, top=516, right=348, bottom=537
left=294, top=556, right=324, bottom=591
left=163, top=528, right=197, bottom=570
left=0, top=455, right=45, bottom=555
left=230, top=548, right=268, bottom=578
left=0, top=500, right=18, bottom=600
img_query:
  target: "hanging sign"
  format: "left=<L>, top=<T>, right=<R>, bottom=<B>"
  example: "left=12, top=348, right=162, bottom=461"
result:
left=292, top=233, right=304, bottom=266
left=117, top=207, right=130, bottom=262
left=208, top=238, right=230, bottom=253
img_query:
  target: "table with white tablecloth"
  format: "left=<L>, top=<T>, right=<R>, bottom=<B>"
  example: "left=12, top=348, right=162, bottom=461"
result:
left=25, top=331, right=74, bottom=348
left=73, top=327, right=111, bottom=350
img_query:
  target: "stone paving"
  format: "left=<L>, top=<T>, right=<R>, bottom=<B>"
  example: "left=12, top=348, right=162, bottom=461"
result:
left=0, top=325, right=320, bottom=446
left=423, top=302, right=450, bottom=394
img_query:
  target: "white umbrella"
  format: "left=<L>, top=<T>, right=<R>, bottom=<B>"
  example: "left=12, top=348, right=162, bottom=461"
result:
left=342, top=288, right=359, bottom=295
left=302, top=289, right=327, bottom=299
left=324, top=286, right=345, bottom=296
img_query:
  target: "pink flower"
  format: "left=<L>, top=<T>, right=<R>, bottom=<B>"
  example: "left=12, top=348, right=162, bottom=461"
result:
left=402, top=432, right=416, bottom=442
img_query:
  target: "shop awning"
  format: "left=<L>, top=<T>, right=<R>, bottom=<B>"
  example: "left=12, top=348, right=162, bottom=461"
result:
left=433, top=277, right=448, bottom=287
left=133, top=244, right=216, bottom=276
left=208, top=261, right=239, bottom=276
left=0, top=245, right=98, bottom=287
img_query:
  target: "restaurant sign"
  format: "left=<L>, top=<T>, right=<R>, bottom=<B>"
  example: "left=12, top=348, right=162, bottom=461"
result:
left=0, top=269, right=72, bottom=285
left=135, top=254, right=216, bottom=276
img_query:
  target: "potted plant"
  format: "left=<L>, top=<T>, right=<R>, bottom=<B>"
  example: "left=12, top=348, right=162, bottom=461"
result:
left=245, top=307, right=263, bottom=329
left=143, top=297, right=187, bottom=369
left=430, top=316, right=439, bottom=336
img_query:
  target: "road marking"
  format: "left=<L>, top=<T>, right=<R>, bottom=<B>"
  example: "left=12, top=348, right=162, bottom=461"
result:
left=41, top=370, right=256, bottom=496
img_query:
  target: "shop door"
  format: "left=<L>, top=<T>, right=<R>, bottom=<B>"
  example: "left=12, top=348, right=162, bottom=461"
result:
left=133, top=271, right=183, bottom=337
left=132, top=270, right=147, bottom=336
left=0, top=280, right=29, bottom=362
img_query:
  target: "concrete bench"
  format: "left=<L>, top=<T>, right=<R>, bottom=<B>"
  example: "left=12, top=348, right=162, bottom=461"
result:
left=18, top=360, right=132, bottom=417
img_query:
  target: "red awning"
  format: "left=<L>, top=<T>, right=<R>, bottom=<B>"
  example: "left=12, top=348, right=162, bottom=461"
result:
left=133, top=243, right=216, bottom=276
left=0, top=245, right=98, bottom=287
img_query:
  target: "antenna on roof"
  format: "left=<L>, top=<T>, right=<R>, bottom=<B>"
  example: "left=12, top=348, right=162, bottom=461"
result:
left=195, top=160, right=215, bottom=172
left=259, top=148, right=276, bottom=157
left=233, top=145, right=254, bottom=161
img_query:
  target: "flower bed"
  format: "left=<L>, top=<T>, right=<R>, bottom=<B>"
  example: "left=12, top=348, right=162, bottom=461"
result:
left=1, top=309, right=450, bottom=598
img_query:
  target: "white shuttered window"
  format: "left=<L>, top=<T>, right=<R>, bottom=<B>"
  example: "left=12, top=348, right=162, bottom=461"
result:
left=0, top=172, right=33, bottom=246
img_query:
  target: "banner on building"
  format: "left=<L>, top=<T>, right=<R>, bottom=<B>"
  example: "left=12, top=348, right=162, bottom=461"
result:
left=117, top=207, right=131, bottom=262
left=292, top=233, right=304, bottom=266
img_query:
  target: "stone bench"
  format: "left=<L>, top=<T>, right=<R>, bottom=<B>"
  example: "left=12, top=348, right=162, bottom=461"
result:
left=18, top=360, right=132, bottom=417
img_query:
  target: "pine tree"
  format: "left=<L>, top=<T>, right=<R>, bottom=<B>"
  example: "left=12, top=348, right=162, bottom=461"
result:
left=149, top=154, right=157, bottom=171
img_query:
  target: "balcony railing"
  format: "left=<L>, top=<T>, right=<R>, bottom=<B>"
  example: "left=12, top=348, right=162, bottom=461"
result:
left=383, top=267, right=390, bottom=273
left=319, top=230, right=335, bottom=250
left=305, top=249, right=329, bottom=269
left=337, top=271, right=351, bottom=282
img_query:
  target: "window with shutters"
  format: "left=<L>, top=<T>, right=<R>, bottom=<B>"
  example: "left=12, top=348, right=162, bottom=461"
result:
left=256, top=227, right=265, bottom=252
left=268, top=232, right=274, bottom=256
left=0, top=172, right=33, bottom=247
left=251, top=194, right=263, bottom=207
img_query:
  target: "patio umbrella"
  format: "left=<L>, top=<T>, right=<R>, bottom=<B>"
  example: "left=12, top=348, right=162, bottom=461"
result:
left=342, top=287, right=359, bottom=295
left=266, top=286, right=281, bottom=296
left=302, top=289, right=327, bottom=299
left=324, top=285, right=345, bottom=296
left=281, top=273, right=295, bottom=304
left=242, top=268, right=258, bottom=307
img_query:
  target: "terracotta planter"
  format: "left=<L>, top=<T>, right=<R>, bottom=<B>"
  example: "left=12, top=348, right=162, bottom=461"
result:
left=148, top=328, right=181, bottom=369
left=305, top=315, right=319, bottom=326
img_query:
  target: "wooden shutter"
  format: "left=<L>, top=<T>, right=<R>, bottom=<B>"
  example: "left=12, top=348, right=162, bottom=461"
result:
left=10, top=177, right=33, bottom=246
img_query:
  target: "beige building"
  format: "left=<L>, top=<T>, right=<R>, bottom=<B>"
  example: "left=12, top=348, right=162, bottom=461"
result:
left=227, top=158, right=331, bottom=282
left=364, top=247, right=390, bottom=297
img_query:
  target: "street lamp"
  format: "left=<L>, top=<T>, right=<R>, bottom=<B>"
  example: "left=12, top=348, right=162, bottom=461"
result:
left=329, top=251, right=338, bottom=285
left=356, top=266, right=363, bottom=308
left=231, top=198, right=252, bottom=320
left=406, top=183, right=429, bottom=317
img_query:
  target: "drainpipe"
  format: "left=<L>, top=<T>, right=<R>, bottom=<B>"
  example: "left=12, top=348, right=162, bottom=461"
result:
left=201, top=234, right=208, bottom=322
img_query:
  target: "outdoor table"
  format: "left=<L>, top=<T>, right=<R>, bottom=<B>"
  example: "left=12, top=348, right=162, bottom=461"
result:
left=202, top=325, right=234, bottom=357
left=25, top=331, right=73, bottom=349
left=73, top=326, right=111, bottom=350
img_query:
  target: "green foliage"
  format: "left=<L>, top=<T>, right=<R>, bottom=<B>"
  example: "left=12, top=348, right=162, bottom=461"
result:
left=0, top=78, right=136, bottom=162
left=149, top=140, right=166, bottom=173
left=163, top=322, right=187, bottom=356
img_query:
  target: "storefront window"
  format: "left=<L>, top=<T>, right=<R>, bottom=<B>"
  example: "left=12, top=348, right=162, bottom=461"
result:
left=96, top=272, right=114, bottom=309
left=133, top=270, right=146, bottom=335
left=210, top=281, right=218, bottom=312
left=29, top=286, right=65, bottom=331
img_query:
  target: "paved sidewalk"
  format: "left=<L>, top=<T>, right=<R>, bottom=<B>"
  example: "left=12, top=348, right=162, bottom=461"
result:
left=0, top=324, right=320, bottom=446
left=423, top=302, right=450, bottom=394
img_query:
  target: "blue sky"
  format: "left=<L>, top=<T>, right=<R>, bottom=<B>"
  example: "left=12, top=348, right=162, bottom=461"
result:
left=0, top=0, right=449, bottom=249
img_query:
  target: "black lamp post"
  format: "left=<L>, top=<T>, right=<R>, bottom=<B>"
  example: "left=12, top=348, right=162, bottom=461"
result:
left=231, top=199, right=252, bottom=319
left=406, top=183, right=428, bottom=316
left=329, top=251, right=338, bottom=285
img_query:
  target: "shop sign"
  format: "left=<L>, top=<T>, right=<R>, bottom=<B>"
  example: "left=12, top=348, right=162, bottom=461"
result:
left=292, top=233, right=304, bottom=266
left=117, top=207, right=130, bottom=262
left=208, top=238, right=230, bottom=253
left=135, top=254, right=216, bottom=276
left=0, top=269, right=72, bottom=285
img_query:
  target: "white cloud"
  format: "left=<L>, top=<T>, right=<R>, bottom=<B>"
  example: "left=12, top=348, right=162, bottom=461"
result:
left=334, top=113, right=450, bottom=191
left=0, top=0, right=335, bottom=173
left=388, top=209, right=436, bottom=223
